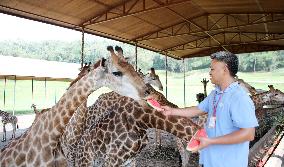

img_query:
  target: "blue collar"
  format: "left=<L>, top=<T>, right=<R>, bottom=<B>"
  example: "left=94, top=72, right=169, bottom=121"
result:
left=215, top=81, right=238, bottom=94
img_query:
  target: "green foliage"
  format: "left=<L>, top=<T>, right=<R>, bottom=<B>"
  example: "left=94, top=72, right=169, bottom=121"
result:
left=238, top=51, right=284, bottom=72
left=0, top=39, right=283, bottom=72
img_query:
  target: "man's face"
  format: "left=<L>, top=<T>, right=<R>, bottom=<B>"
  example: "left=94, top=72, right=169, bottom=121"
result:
left=209, top=59, right=227, bottom=85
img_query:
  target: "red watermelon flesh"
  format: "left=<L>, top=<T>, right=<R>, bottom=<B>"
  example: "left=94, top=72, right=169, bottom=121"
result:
left=146, top=98, right=162, bottom=111
left=186, top=128, right=207, bottom=152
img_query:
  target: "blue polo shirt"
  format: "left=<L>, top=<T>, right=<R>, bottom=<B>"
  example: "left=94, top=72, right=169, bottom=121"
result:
left=197, top=82, right=258, bottom=167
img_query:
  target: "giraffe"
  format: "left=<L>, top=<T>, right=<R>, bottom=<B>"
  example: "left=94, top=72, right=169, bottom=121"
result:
left=195, top=78, right=209, bottom=105
left=201, top=78, right=209, bottom=97
left=59, top=64, right=163, bottom=166
left=0, top=46, right=151, bottom=167
left=74, top=90, right=201, bottom=167
left=31, top=104, right=42, bottom=119
left=250, top=90, right=276, bottom=112
left=267, top=85, right=284, bottom=104
left=2, top=104, right=50, bottom=154
left=147, top=68, right=163, bottom=91
left=115, top=45, right=163, bottom=91
left=0, top=63, right=93, bottom=155
left=248, top=87, right=284, bottom=167
left=0, top=110, right=19, bottom=142
left=254, top=85, right=284, bottom=125
left=116, top=46, right=165, bottom=146
left=138, top=68, right=163, bottom=91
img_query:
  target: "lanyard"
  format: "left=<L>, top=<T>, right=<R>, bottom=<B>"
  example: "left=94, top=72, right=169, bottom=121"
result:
left=212, top=92, right=223, bottom=117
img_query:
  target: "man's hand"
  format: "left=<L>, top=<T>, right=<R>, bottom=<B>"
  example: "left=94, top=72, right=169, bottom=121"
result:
left=193, top=136, right=212, bottom=152
left=160, top=105, right=174, bottom=116
left=192, top=128, right=256, bottom=152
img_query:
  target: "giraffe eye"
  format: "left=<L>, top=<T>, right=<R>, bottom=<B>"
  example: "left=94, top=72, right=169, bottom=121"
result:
left=112, top=71, right=123, bottom=77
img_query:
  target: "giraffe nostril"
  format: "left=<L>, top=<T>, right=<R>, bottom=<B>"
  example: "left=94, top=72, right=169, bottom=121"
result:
left=144, top=90, right=151, bottom=96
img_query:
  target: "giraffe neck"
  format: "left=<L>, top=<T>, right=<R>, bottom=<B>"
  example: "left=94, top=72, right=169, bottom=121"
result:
left=139, top=107, right=198, bottom=142
left=75, top=97, right=199, bottom=167
left=0, top=67, right=107, bottom=166
left=50, top=69, right=103, bottom=137
left=60, top=101, right=88, bottom=166
left=204, top=85, right=207, bottom=97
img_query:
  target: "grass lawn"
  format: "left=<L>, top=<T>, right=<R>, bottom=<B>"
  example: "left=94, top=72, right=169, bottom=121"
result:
left=1, top=68, right=283, bottom=115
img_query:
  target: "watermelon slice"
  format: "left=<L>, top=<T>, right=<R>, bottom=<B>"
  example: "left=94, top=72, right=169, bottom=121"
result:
left=186, top=128, right=207, bottom=152
left=146, top=98, right=163, bottom=111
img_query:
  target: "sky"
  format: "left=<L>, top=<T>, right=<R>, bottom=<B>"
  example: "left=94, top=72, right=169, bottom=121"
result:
left=0, top=13, right=84, bottom=41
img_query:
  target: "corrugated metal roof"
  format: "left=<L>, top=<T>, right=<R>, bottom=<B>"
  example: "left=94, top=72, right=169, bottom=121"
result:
left=0, top=0, right=284, bottom=59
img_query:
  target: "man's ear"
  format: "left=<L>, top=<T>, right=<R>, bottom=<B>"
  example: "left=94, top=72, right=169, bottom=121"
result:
left=223, top=64, right=229, bottom=73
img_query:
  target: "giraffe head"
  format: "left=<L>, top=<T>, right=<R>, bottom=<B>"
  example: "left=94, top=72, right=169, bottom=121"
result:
left=138, top=68, right=163, bottom=91
left=30, top=103, right=40, bottom=116
left=145, top=68, right=163, bottom=91
left=30, top=104, right=37, bottom=110
left=267, top=85, right=284, bottom=104
left=201, top=78, right=209, bottom=85
left=114, top=46, right=163, bottom=91
left=104, top=46, right=150, bottom=100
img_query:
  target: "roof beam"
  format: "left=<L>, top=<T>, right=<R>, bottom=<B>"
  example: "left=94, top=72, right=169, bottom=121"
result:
left=81, top=0, right=192, bottom=26
left=168, top=33, right=284, bottom=51
left=182, top=44, right=284, bottom=58
left=132, top=12, right=207, bottom=41
left=163, top=32, right=284, bottom=51
left=162, top=8, right=228, bottom=51
left=136, top=13, right=284, bottom=41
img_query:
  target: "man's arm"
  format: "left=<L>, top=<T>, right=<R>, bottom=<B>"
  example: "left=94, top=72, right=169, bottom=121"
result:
left=196, top=128, right=255, bottom=151
left=160, top=106, right=205, bottom=118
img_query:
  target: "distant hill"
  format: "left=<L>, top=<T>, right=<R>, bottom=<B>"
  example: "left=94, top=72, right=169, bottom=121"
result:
left=0, top=39, right=283, bottom=73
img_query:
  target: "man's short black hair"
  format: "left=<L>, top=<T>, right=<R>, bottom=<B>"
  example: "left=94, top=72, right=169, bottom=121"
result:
left=210, top=51, right=239, bottom=77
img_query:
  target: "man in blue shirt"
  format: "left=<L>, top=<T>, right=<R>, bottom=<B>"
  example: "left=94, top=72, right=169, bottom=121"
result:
left=161, top=51, right=258, bottom=167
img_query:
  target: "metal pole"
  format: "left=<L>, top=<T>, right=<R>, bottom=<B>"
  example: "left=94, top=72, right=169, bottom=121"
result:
left=45, top=78, right=47, bottom=106
left=3, top=76, right=6, bottom=109
left=183, top=58, right=186, bottom=107
left=165, top=53, right=168, bottom=98
left=54, top=89, right=57, bottom=104
left=135, top=42, right=138, bottom=71
left=13, top=76, right=16, bottom=115
left=32, top=78, right=34, bottom=104
left=81, top=28, right=85, bottom=68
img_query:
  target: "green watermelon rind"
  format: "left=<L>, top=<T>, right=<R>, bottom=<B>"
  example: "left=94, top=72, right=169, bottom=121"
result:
left=147, top=99, right=162, bottom=111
